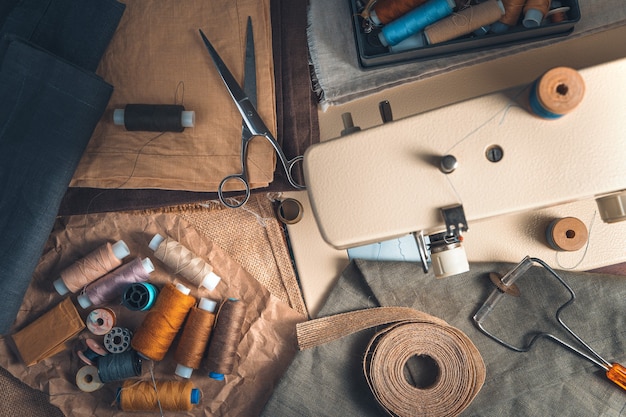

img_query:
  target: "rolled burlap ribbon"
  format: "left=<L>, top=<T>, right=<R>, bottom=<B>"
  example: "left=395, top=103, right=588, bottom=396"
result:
left=297, top=307, right=486, bottom=417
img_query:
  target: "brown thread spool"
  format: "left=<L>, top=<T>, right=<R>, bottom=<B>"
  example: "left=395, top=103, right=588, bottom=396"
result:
left=205, top=298, right=246, bottom=380
left=131, top=283, right=196, bottom=361
left=54, top=240, right=130, bottom=295
left=546, top=217, right=588, bottom=251
left=530, top=67, right=585, bottom=118
left=174, top=298, right=218, bottom=378
left=363, top=0, right=429, bottom=25
left=424, top=0, right=504, bottom=44
left=498, top=0, right=526, bottom=27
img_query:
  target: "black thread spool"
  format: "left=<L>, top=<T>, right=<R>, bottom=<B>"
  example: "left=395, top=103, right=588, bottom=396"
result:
left=113, top=104, right=195, bottom=132
left=97, top=349, right=142, bottom=383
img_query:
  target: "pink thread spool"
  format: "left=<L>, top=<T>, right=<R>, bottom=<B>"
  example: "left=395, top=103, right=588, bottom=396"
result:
left=77, top=257, right=154, bottom=309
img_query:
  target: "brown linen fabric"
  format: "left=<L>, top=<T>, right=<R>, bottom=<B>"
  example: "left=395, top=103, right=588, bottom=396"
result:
left=0, top=212, right=305, bottom=417
left=70, top=0, right=277, bottom=192
left=59, top=0, right=320, bottom=215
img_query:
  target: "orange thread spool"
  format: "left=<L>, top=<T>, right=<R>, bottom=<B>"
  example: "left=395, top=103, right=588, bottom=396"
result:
left=174, top=298, right=218, bottom=378
left=498, top=0, right=526, bottom=27
left=364, top=0, right=429, bottom=25
left=131, top=283, right=196, bottom=361
left=54, top=240, right=130, bottom=295
left=205, top=298, right=247, bottom=380
left=119, top=380, right=200, bottom=411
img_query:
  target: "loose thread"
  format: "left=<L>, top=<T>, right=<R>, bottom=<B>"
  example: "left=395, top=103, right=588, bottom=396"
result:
left=205, top=299, right=247, bottom=380
left=78, top=257, right=154, bottom=309
left=118, top=380, right=200, bottom=412
left=55, top=240, right=130, bottom=295
left=174, top=298, right=218, bottom=378
left=131, top=283, right=196, bottom=362
left=149, top=234, right=221, bottom=290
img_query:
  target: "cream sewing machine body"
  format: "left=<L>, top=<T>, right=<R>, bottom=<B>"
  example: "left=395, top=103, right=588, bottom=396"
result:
left=303, top=57, right=626, bottom=272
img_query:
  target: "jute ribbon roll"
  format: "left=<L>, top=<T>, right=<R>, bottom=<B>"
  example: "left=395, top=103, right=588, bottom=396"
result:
left=297, top=307, right=486, bottom=417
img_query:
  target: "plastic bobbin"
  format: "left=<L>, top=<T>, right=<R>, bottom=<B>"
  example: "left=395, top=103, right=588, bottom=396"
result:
left=545, top=217, right=588, bottom=251
left=276, top=198, right=304, bottom=224
left=86, top=307, right=116, bottom=336
left=122, top=282, right=159, bottom=311
left=77, top=339, right=109, bottom=366
left=104, top=327, right=133, bottom=354
left=76, top=365, right=105, bottom=393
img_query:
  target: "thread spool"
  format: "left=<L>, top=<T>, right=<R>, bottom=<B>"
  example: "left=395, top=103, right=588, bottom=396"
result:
left=122, top=282, right=159, bottom=311
left=77, top=257, right=154, bottom=309
left=97, top=349, right=142, bottom=383
left=205, top=298, right=247, bottom=380
left=379, top=0, right=456, bottom=47
left=131, top=283, right=196, bottom=362
left=546, top=2, right=569, bottom=23
left=546, top=217, right=588, bottom=251
left=490, top=0, right=525, bottom=33
left=424, top=0, right=505, bottom=45
left=528, top=67, right=585, bottom=119
left=365, top=0, right=429, bottom=25
left=76, top=365, right=105, bottom=393
left=149, top=234, right=221, bottom=290
left=276, top=198, right=304, bottom=224
left=522, top=0, right=550, bottom=27
left=113, top=104, right=195, bottom=132
left=174, top=297, right=218, bottom=378
left=77, top=338, right=108, bottom=366
left=86, top=307, right=117, bottom=335
left=104, top=327, right=133, bottom=354
left=53, top=240, right=130, bottom=296
left=118, top=380, right=200, bottom=412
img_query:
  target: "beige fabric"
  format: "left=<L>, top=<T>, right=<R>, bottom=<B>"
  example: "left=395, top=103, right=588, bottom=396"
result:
left=0, top=212, right=305, bottom=417
left=178, top=194, right=309, bottom=317
left=71, top=0, right=276, bottom=191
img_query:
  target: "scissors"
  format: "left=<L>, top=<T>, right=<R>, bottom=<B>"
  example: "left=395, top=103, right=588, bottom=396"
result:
left=199, top=19, right=306, bottom=208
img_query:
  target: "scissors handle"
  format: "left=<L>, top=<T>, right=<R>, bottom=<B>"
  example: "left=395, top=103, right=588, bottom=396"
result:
left=269, top=137, right=306, bottom=190
left=218, top=173, right=251, bottom=208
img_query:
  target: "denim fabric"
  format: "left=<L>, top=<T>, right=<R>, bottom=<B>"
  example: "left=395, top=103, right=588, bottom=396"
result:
left=0, top=0, right=124, bottom=335
left=263, top=260, right=626, bottom=416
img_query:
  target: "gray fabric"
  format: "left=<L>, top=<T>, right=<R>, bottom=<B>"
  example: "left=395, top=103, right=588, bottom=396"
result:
left=308, top=0, right=626, bottom=107
left=262, top=260, right=626, bottom=416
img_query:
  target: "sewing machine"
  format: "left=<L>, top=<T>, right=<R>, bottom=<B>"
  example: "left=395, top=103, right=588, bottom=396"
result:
left=285, top=28, right=626, bottom=314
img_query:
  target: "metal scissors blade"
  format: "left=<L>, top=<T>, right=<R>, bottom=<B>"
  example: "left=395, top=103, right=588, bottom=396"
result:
left=199, top=20, right=305, bottom=209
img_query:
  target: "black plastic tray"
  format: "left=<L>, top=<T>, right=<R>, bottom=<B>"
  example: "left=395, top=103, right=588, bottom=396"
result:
left=352, top=0, right=581, bottom=69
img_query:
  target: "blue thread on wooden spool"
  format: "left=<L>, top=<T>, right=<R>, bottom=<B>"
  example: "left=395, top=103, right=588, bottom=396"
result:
left=379, top=0, right=455, bottom=46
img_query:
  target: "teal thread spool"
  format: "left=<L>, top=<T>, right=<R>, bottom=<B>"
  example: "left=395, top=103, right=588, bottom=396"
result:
left=122, top=282, right=159, bottom=311
left=379, top=0, right=455, bottom=46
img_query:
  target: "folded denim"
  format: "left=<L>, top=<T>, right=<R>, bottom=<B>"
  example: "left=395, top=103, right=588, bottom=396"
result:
left=0, top=0, right=124, bottom=335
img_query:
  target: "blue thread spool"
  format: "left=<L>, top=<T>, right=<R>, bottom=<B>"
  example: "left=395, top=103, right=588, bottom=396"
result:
left=122, top=282, right=159, bottom=311
left=528, top=67, right=585, bottom=119
left=379, top=0, right=455, bottom=47
left=97, top=349, right=142, bottom=383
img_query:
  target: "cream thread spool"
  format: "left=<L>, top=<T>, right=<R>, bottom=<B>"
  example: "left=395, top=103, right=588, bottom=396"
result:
left=76, top=365, right=105, bottom=393
left=546, top=217, right=588, bottom=251
left=149, top=234, right=221, bottom=290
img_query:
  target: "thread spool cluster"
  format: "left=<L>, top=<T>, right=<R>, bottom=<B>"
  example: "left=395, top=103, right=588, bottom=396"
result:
left=359, top=0, right=574, bottom=52
left=52, top=233, right=239, bottom=412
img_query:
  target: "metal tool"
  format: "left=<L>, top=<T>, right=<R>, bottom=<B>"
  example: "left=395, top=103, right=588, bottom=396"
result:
left=473, top=256, right=626, bottom=391
left=199, top=18, right=305, bottom=208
